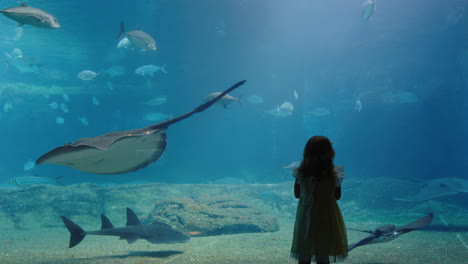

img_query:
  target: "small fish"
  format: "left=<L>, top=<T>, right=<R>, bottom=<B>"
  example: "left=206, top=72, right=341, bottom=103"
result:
left=56, top=116, right=64, bottom=124
left=144, top=96, right=167, bottom=106
left=79, top=117, right=89, bottom=126
left=265, top=102, right=294, bottom=117
left=355, top=98, right=363, bottom=112
left=144, top=112, right=172, bottom=122
left=205, top=92, right=241, bottom=108
left=48, top=101, right=58, bottom=110
left=9, top=176, right=64, bottom=186
left=23, top=159, right=36, bottom=171
left=63, top=94, right=70, bottom=102
left=106, top=81, right=114, bottom=90
left=135, top=64, right=167, bottom=76
left=3, top=102, right=13, bottom=112
left=246, top=95, right=264, bottom=104
left=117, top=37, right=133, bottom=49
left=11, top=48, right=22, bottom=58
left=361, top=0, right=376, bottom=21
left=283, top=161, right=300, bottom=169
left=117, top=22, right=156, bottom=51
left=0, top=2, right=60, bottom=29
left=4, top=49, right=42, bottom=73
left=77, top=70, right=99, bottom=81
left=279, top=101, right=294, bottom=112
left=92, top=97, right=100, bottom=106
left=309, top=107, right=330, bottom=116
left=294, top=90, right=298, bottom=100
left=60, top=103, right=69, bottom=113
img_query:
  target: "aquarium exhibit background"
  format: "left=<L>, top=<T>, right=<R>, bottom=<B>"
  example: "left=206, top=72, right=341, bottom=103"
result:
left=0, top=0, right=466, bottom=186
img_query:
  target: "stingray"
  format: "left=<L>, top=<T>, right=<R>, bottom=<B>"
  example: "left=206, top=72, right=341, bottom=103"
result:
left=348, top=212, right=433, bottom=252
left=36, top=80, right=246, bottom=174
left=393, top=178, right=468, bottom=202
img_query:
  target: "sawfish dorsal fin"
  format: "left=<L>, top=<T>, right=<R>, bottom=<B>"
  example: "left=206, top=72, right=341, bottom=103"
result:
left=124, top=236, right=139, bottom=244
left=100, top=214, right=114, bottom=229
left=126, top=208, right=141, bottom=226
left=20, top=2, right=29, bottom=7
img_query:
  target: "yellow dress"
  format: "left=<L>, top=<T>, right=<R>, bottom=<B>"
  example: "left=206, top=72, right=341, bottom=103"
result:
left=290, top=176, right=348, bottom=263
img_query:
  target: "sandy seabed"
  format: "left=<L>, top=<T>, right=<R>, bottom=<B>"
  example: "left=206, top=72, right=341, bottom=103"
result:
left=0, top=217, right=467, bottom=264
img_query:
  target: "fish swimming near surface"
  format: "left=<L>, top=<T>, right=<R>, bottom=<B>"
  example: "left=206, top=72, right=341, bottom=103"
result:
left=35, top=80, right=246, bottom=174
left=61, top=207, right=191, bottom=248
left=136, top=64, right=167, bottom=76
left=348, top=212, right=433, bottom=251
left=9, top=176, right=64, bottom=186
left=0, top=2, right=60, bottom=29
left=117, top=21, right=156, bottom=51
left=204, top=92, right=241, bottom=108
left=361, top=0, right=376, bottom=21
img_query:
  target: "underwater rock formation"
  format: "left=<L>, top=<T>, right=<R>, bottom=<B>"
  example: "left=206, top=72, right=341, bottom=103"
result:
left=147, top=195, right=280, bottom=236
left=0, top=182, right=292, bottom=231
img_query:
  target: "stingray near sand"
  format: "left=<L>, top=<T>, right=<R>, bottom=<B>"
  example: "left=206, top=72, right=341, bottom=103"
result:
left=36, top=80, right=246, bottom=174
left=393, top=178, right=468, bottom=202
left=348, top=212, right=433, bottom=252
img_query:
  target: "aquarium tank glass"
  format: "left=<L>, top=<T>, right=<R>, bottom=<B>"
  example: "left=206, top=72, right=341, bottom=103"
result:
left=0, top=0, right=466, bottom=263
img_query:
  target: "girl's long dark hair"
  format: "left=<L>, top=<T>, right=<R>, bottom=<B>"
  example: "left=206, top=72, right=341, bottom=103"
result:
left=294, top=136, right=335, bottom=180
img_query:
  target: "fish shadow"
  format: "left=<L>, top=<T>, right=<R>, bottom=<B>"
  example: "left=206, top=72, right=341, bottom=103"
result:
left=91, top=250, right=185, bottom=259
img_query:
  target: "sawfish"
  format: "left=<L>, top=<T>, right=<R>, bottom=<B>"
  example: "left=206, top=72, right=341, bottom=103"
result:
left=36, top=80, right=246, bottom=174
left=348, top=212, right=433, bottom=251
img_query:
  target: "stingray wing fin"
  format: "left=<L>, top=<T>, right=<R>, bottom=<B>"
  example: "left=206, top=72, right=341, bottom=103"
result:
left=395, top=212, right=434, bottom=233
left=348, top=235, right=378, bottom=252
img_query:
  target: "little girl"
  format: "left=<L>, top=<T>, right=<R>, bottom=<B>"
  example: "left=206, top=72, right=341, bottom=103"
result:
left=290, top=136, right=348, bottom=264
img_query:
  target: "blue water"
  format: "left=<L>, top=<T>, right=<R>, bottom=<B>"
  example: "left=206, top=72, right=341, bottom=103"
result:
left=0, top=0, right=466, bottom=186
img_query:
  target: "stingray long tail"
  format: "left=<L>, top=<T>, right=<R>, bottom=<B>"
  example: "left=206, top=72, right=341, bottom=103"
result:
left=61, top=216, right=86, bottom=248
left=149, top=80, right=246, bottom=130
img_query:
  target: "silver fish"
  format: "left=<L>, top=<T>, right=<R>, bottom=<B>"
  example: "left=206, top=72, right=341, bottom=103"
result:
left=135, top=64, right=167, bottom=76
left=265, top=101, right=294, bottom=117
left=9, top=176, right=64, bottom=186
left=77, top=70, right=99, bottom=81
left=361, top=0, right=376, bottom=21
left=144, top=96, right=167, bottom=106
left=0, top=2, right=60, bottom=29
left=144, top=112, right=172, bottom=122
left=205, top=92, right=241, bottom=108
left=117, top=21, right=156, bottom=51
